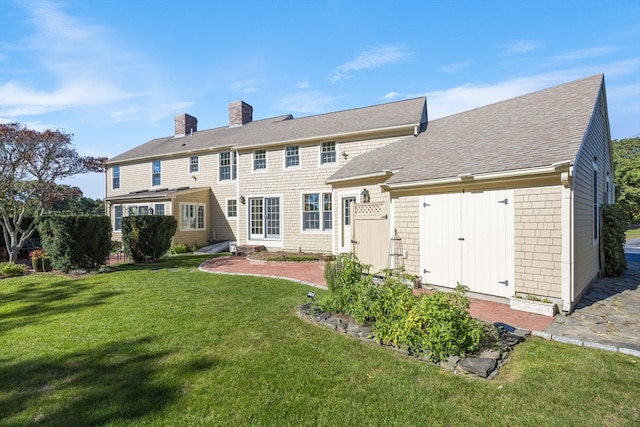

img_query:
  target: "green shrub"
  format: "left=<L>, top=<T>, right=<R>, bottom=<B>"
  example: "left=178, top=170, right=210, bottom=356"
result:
left=122, top=216, right=177, bottom=262
left=318, top=254, right=485, bottom=362
left=170, top=244, right=192, bottom=254
left=0, top=261, right=27, bottom=277
left=401, top=284, right=484, bottom=362
left=38, top=215, right=112, bottom=272
left=602, top=204, right=627, bottom=276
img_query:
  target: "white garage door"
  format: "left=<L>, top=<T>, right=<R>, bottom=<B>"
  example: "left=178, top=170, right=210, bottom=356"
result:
left=419, top=189, right=515, bottom=298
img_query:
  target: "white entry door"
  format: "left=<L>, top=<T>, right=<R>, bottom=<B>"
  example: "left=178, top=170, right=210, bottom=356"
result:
left=419, top=189, right=515, bottom=298
left=339, top=196, right=357, bottom=252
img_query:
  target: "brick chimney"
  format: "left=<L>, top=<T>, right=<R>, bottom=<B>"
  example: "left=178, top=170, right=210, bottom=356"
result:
left=228, top=101, right=253, bottom=127
left=174, top=113, right=198, bottom=137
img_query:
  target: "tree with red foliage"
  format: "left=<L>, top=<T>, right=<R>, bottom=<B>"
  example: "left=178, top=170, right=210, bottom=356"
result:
left=0, top=122, right=107, bottom=262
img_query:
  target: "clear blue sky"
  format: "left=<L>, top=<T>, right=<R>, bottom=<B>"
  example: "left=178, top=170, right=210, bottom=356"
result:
left=1, top=0, right=639, bottom=199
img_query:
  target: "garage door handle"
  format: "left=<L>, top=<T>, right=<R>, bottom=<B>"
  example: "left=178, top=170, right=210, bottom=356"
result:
left=351, top=240, right=359, bottom=244
left=458, top=237, right=465, bottom=241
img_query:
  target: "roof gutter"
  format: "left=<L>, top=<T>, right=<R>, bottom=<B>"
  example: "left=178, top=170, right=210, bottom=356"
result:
left=381, top=162, right=574, bottom=191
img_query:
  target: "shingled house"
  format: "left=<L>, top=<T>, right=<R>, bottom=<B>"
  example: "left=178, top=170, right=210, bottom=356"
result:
left=106, top=74, right=613, bottom=313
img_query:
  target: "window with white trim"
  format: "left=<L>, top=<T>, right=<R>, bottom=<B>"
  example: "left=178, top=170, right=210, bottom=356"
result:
left=152, top=160, right=161, bottom=186
left=114, top=205, right=123, bottom=231
left=112, top=166, right=120, bottom=189
left=253, top=149, right=266, bottom=171
left=249, top=197, right=280, bottom=239
left=227, top=199, right=237, bottom=218
left=320, top=141, right=336, bottom=164
left=189, top=156, right=199, bottom=173
left=303, top=192, right=332, bottom=231
left=219, top=151, right=237, bottom=181
left=153, top=204, right=165, bottom=215
left=181, top=203, right=205, bottom=230
left=285, top=145, right=299, bottom=168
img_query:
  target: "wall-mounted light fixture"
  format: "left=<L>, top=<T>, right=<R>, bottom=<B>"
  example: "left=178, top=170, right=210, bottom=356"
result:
left=342, top=151, right=349, bottom=160
left=240, top=195, right=246, bottom=204
left=360, top=188, right=370, bottom=203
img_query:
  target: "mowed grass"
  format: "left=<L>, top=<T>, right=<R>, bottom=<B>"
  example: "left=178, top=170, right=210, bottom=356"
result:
left=1, top=255, right=638, bottom=426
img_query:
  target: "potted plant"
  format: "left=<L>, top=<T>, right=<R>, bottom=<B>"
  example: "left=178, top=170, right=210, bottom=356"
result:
left=29, top=248, right=52, bottom=272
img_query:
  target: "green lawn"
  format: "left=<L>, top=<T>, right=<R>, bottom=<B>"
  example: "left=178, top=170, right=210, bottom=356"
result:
left=1, top=255, right=638, bottom=426
left=626, top=227, right=640, bottom=240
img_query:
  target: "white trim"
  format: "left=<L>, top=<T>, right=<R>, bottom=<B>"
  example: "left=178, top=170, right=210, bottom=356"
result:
left=318, top=141, right=338, bottom=167
left=300, top=190, right=333, bottom=233
left=326, top=169, right=395, bottom=184
left=561, top=170, right=574, bottom=312
left=188, top=155, right=200, bottom=175
left=252, top=149, right=268, bottom=173
left=382, top=164, right=569, bottom=191
left=225, top=197, right=238, bottom=219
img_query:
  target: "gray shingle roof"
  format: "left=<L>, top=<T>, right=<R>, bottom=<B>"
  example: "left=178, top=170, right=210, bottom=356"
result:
left=107, top=97, right=426, bottom=164
left=327, top=74, right=604, bottom=185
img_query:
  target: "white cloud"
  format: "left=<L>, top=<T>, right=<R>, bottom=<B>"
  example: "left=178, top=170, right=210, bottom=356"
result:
left=230, top=79, right=262, bottom=93
left=441, top=60, right=474, bottom=73
left=383, top=92, right=400, bottom=100
left=499, top=39, right=543, bottom=55
left=551, top=47, right=620, bottom=61
left=422, top=70, right=599, bottom=119
left=0, top=0, right=153, bottom=118
left=330, top=45, right=412, bottom=83
left=297, top=81, right=311, bottom=89
left=275, top=91, right=345, bottom=114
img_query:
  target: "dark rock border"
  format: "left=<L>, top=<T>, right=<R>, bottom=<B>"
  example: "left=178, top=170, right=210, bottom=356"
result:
left=296, top=304, right=529, bottom=379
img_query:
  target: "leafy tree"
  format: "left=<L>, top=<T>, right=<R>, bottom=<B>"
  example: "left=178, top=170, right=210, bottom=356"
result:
left=0, top=123, right=106, bottom=262
left=50, top=185, right=104, bottom=215
left=612, top=137, right=640, bottom=224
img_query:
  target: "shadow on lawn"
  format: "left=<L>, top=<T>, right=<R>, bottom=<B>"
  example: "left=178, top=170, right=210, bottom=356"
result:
left=0, top=279, right=122, bottom=333
left=0, top=337, right=218, bottom=425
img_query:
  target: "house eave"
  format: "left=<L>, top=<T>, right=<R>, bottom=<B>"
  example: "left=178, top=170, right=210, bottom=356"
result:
left=325, top=169, right=395, bottom=185
left=381, top=163, right=574, bottom=192
left=106, top=144, right=234, bottom=166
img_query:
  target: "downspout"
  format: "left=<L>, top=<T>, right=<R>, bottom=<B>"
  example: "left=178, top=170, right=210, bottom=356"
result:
left=560, top=167, right=574, bottom=313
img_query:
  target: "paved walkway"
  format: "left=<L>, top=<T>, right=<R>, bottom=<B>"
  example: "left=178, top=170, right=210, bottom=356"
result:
left=199, top=254, right=640, bottom=355
left=199, top=256, right=555, bottom=332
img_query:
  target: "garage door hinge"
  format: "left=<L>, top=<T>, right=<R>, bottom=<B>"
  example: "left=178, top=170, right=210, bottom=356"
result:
left=351, top=240, right=359, bottom=244
left=498, top=199, right=508, bottom=204
left=498, top=280, right=509, bottom=286
left=423, top=202, right=430, bottom=207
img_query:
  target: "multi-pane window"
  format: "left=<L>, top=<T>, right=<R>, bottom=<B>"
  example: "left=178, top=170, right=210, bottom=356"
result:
left=114, top=205, right=123, bottom=231
left=323, top=193, right=333, bottom=230
left=303, top=193, right=332, bottom=230
left=249, top=197, right=280, bottom=239
left=227, top=199, right=237, bottom=218
left=181, top=203, right=205, bottom=230
left=219, top=151, right=237, bottom=181
left=154, top=204, right=165, bottom=215
left=189, top=156, right=199, bottom=173
left=128, top=205, right=149, bottom=216
left=320, top=141, right=336, bottom=164
left=152, top=160, right=161, bottom=186
left=285, top=145, right=299, bottom=168
left=254, top=149, right=267, bottom=170
left=112, top=166, right=120, bottom=189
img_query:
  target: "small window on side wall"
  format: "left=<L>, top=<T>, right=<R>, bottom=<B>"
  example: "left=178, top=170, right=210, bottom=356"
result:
left=227, top=199, right=237, bottom=218
left=112, top=166, right=120, bottom=189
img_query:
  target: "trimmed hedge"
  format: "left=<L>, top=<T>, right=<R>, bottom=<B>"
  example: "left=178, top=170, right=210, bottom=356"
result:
left=602, top=204, right=627, bottom=276
left=122, top=215, right=177, bottom=262
left=38, top=215, right=112, bottom=272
